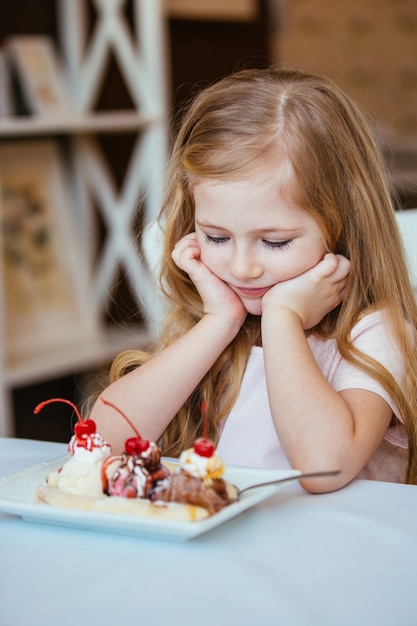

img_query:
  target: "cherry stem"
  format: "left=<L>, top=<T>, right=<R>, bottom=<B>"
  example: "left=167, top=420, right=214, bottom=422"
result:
left=201, top=400, right=208, bottom=439
left=34, top=398, right=83, bottom=423
left=100, top=397, right=141, bottom=439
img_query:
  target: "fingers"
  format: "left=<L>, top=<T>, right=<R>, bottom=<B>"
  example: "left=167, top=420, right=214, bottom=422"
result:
left=262, top=252, right=351, bottom=329
left=171, top=233, right=201, bottom=272
left=171, top=232, right=222, bottom=290
left=314, top=253, right=350, bottom=280
left=171, top=233, right=247, bottom=323
left=333, top=254, right=351, bottom=282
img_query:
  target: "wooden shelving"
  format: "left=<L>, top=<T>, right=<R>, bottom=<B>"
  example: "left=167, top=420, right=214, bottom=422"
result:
left=0, top=0, right=169, bottom=437
left=0, top=111, right=161, bottom=136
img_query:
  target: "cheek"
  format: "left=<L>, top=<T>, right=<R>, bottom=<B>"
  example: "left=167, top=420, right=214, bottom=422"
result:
left=199, top=245, right=224, bottom=273
left=271, top=246, right=325, bottom=280
left=290, top=254, right=320, bottom=275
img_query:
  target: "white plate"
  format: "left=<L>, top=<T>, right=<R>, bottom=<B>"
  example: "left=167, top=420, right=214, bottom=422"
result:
left=0, top=455, right=300, bottom=541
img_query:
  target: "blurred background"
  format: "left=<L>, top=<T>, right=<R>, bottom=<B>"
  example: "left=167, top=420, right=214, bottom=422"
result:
left=0, top=0, right=416, bottom=442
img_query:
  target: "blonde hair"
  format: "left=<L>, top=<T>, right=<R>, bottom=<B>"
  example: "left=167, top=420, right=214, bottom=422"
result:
left=110, top=67, right=417, bottom=482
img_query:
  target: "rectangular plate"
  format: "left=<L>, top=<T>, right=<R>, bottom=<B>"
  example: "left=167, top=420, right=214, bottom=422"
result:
left=0, top=456, right=300, bottom=541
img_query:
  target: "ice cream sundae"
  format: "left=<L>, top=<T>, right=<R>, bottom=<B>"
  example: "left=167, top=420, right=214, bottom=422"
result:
left=35, top=397, right=237, bottom=521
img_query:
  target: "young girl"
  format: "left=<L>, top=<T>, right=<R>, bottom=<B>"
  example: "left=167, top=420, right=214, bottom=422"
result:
left=91, top=67, right=417, bottom=493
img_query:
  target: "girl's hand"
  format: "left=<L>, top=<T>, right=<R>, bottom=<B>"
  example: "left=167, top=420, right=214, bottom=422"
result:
left=172, top=233, right=247, bottom=323
left=262, top=253, right=350, bottom=329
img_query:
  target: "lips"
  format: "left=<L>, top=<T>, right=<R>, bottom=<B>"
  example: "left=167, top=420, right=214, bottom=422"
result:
left=233, top=286, right=270, bottom=298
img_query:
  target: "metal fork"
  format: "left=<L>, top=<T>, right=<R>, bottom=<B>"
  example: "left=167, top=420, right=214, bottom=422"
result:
left=237, top=470, right=341, bottom=496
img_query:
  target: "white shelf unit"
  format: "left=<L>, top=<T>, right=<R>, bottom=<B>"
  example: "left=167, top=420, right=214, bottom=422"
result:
left=0, top=0, right=169, bottom=437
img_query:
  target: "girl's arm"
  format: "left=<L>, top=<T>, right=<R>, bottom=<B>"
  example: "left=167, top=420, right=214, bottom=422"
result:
left=261, top=255, right=392, bottom=492
left=91, top=313, right=242, bottom=453
left=91, top=233, right=247, bottom=453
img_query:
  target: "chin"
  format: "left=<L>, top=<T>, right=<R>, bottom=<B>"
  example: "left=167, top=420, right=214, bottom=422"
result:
left=242, top=301, right=263, bottom=316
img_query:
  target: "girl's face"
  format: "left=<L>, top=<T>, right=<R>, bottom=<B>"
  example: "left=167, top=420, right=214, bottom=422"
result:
left=194, top=163, right=327, bottom=316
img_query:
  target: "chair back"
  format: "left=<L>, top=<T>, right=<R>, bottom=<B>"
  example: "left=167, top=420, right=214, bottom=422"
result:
left=395, top=208, right=417, bottom=293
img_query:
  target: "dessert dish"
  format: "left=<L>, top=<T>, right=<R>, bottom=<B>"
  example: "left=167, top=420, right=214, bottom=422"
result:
left=34, top=397, right=237, bottom=522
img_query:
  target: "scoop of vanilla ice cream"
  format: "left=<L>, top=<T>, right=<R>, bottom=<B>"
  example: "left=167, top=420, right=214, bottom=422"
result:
left=47, top=437, right=111, bottom=497
left=179, top=448, right=225, bottom=482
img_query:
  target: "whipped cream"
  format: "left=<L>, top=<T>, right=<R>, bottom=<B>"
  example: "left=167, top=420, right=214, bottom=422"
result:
left=47, top=432, right=111, bottom=497
left=68, top=432, right=111, bottom=456
left=179, top=448, right=225, bottom=482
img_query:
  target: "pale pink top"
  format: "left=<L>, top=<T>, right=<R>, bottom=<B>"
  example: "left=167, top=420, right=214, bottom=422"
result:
left=217, top=311, right=409, bottom=483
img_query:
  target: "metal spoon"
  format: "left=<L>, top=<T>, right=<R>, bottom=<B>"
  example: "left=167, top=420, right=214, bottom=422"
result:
left=237, top=470, right=341, bottom=496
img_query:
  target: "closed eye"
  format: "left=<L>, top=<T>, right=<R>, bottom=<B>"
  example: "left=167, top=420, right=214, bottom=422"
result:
left=263, top=239, right=293, bottom=249
left=203, top=234, right=229, bottom=245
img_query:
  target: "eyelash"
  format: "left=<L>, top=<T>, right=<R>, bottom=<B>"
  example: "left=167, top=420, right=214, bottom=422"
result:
left=203, top=234, right=293, bottom=250
left=263, top=240, right=293, bottom=250
left=204, top=234, right=228, bottom=245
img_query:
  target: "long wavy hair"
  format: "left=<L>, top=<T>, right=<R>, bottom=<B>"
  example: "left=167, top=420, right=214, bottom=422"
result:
left=110, top=67, right=417, bottom=483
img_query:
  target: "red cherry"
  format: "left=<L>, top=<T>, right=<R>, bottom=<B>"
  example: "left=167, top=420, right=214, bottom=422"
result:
left=194, top=437, right=215, bottom=457
left=125, top=437, right=150, bottom=455
left=74, top=419, right=96, bottom=436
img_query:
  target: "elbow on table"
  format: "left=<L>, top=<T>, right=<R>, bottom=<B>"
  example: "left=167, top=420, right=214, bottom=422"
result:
left=299, top=470, right=353, bottom=494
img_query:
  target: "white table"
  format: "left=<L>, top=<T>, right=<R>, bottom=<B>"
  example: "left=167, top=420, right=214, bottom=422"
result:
left=1, top=437, right=417, bottom=626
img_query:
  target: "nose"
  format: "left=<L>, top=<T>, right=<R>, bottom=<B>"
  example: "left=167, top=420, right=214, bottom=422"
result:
left=228, top=246, right=263, bottom=281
